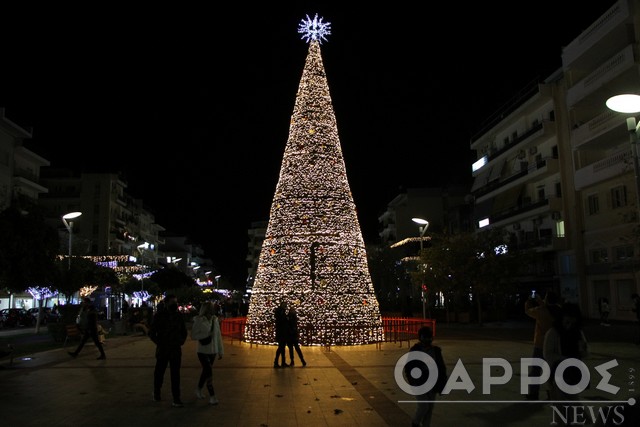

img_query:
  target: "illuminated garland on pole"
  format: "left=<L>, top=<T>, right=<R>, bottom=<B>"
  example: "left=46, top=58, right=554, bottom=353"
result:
left=244, top=14, right=383, bottom=345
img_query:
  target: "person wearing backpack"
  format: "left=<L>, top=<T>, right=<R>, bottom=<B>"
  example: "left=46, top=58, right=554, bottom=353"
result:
left=405, top=326, right=447, bottom=427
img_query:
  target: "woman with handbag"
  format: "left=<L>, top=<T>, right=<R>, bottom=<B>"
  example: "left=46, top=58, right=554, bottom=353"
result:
left=191, top=301, right=224, bottom=405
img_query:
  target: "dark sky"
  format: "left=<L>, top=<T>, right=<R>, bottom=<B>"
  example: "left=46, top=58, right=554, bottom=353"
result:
left=0, top=2, right=618, bottom=286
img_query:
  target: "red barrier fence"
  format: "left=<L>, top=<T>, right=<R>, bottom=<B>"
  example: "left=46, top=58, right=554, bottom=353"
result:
left=219, top=316, right=436, bottom=349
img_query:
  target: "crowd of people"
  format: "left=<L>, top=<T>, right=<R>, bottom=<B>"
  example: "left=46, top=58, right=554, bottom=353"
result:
left=401, top=290, right=637, bottom=426
left=60, top=290, right=640, bottom=417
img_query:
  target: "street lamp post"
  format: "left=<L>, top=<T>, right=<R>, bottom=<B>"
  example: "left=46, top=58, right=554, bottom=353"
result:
left=412, top=217, right=430, bottom=319
left=62, top=211, right=82, bottom=270
left=607, top=94, right=640, bottom=303
left=137, top=242, right=153, bottom=292
left=606, top=94, right=640, bottom=217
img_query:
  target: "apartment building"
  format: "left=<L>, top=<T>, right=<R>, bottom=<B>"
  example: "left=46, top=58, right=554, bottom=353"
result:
left=378, top=186, right=470, bottom=245
left=38, top=168, right=164, bottom=260
left=470, top=0, right=640, bottom=321
left=564, top=0, right=640, bottom=321
left=0, top=108, right=49, bottom=212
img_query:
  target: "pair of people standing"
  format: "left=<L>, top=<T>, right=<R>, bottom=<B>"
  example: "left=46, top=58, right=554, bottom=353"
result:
left=526, top=292, right=590, bottom=402
left=191, top=300, right=224, bottom=405
left=273, top=301, right=306, bottom=368
left=543, top=302, right=589, bottom=401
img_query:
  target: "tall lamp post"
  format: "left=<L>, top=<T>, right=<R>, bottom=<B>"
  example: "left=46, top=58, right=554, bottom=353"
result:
left=62, top=211, right=82, bottom=270
left=137, top=242, right=153, bottom=292
left=412, top=217, right=430, bottom=319
left=606, top=94, right=640, bottom=216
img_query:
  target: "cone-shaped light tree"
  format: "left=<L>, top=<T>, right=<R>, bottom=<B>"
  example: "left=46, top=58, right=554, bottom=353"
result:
left=244, top=14, right=384, bottom=345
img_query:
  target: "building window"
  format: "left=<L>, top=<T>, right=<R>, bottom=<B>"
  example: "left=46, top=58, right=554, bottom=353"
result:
left=614, top=245, right=634, bottom=261
left=611, top=185, right=627, bottom=209
left=616, top=279, right=633, bottom=307
left=555, top=220, right=565, bottom=238
left=587, top=194, right=599, bottom=215
left=591, top=248, right=608, bottom=264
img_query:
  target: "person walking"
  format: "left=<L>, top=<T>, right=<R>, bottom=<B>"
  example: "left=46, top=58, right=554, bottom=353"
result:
left=404, top=326, right=447, bottom=427
left=598, top=297, right=611, bottom=326
left=543, top=302, right=589, bottom=401
left=121, top=300, right=130, bottom=334
left=191, top=301, right=224, bottom=405
left=68, top=297, right=106, bottom=360
left=273, top=301, right=288, bottom=368
left=524, top=290, right=560, bottom=400
left=148, top=294, right=188, bottom=407
left=286, top=306, right=306, bottom=367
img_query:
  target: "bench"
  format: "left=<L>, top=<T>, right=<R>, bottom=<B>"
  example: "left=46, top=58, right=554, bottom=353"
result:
left=63, top=324, right=82, bottom=347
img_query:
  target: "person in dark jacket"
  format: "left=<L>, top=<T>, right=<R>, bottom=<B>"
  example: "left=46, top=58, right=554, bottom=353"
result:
left=148, top=294, right=188, bottom=407
left=68, top=297, right=106, bottom=360
left=273, top=301, right=288, bottom=368
left=286, top=306, right=306, bottom=366
left=405, top=326, right=447, bottom=427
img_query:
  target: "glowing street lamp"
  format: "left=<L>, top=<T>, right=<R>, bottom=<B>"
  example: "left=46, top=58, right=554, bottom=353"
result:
left=412, top=217, right=430, bottom=251
left=411, top=217, right=430, bottom=319
left=606, top=94, right=640, bottom=216
left=62, top=211, right=82, bottom=270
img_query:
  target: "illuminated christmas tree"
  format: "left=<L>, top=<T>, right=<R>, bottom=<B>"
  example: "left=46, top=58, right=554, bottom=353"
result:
left=244, top=14, right=384, bottom=345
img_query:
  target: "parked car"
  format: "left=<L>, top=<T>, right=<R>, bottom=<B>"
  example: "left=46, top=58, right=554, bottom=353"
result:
left=28, top=307, right=60, bottom=324
left=0, top=308, right=33, bottom=327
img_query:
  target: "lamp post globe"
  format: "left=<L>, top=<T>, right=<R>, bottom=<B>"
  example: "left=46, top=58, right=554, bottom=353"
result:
left=62, top=211, right=82, bottom=270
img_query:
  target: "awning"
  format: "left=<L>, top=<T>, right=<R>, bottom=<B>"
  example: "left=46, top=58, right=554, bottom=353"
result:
left=488, top=158, right=506, bottom=183
left=470, top=166, right=491, bottom=192
left=491, top=185, right=523, bottom=215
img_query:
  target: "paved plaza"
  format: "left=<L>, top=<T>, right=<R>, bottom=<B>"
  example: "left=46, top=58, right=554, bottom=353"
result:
left=1, top=321, right=638, bottom=427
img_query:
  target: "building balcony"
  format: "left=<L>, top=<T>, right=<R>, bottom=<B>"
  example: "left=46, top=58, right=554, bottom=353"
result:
left=566, top=45, right=636, bottom=107
left=489, top=195, right=562, bottom=228
left=562, top=1, right=630, bottom=70
left=571, top=107, right=632, bottom=151
left=474, top=157, right=559, bottom=202
left=574, top=147, right=631, bottom=190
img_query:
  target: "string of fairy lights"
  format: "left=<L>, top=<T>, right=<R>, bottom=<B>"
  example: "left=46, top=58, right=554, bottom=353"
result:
left=244, top=15, right=384, bottom=346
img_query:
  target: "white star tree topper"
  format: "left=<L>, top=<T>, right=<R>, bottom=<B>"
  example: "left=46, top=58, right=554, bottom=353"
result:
left=298, top=13, right=331, bottom=44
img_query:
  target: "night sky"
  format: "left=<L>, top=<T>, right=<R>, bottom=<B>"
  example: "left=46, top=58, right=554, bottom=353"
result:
left=0, top=2, right=618, bottom=286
